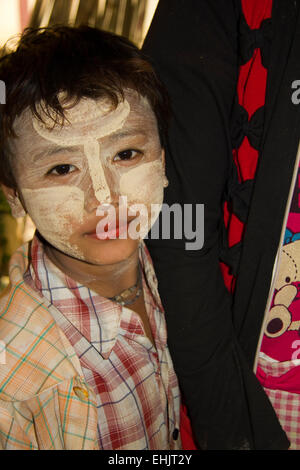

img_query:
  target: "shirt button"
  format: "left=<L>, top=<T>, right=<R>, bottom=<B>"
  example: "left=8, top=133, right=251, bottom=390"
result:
left=73, top=386, right=89, bottom=400
left=172, top=428, right=179, bottom=441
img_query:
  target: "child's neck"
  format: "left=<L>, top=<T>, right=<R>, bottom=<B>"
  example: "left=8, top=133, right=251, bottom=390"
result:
left=44, top=244, right=140, bottom=299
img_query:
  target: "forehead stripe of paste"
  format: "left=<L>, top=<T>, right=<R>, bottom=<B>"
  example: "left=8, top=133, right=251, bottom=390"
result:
left=32, top=99, right=131, bottom=203
left=32, top=99, right=131, bottom=144
left=84, top=140, right=110, bottom=203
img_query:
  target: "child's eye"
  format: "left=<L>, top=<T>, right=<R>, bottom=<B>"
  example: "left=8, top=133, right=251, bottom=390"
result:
left=47, top=164, right=77, bottom=176
left=113, top=149, right=141, bottom=162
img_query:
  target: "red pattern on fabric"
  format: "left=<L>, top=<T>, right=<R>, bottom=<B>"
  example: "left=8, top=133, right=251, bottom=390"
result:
left=229, top=0, right=300, bottom=450
left=179, top=404, right=197, bottom=450
left=186, top=0, right=275, bottom=447
left=241, top=0, right=273, bottom=30
left=221, top=0, right=273, bottom=293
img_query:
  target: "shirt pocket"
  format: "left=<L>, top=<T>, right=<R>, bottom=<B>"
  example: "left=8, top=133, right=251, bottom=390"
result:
left=24, top=375, right=98, bottom=450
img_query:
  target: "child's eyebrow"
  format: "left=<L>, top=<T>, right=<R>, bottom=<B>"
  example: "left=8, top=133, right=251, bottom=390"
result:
left=106, top=128, right=148, bottom=141
left=32, top=129, right=149, bottom=163
left=33, top=144, right=82, bottom=162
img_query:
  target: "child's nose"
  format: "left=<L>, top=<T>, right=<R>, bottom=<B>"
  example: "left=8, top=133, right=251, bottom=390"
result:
left=84, top=184, right=111, bottom=214
left=84, top=141, right=112, bottom=204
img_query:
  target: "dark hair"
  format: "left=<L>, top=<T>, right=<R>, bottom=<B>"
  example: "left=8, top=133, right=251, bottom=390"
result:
left=0, top=25, right=170, bottom=189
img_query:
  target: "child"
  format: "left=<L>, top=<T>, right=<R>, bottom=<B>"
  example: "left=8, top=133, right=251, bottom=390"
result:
left=0, top=25, right=181, bottom=450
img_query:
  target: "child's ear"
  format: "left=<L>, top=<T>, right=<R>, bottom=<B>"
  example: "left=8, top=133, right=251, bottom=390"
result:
left=161, top=149, right=169, bottom=188
left=1, top=185, right=26, bottom=218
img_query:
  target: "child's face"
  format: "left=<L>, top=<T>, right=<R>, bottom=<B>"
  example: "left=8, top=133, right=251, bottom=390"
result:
left=7, top=90, right=165, bottom=266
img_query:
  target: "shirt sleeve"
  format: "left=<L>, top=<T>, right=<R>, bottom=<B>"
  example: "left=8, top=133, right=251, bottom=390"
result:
left=0, top=401, right=37, bottom=450
left=142, top=0, right=289, bottom=450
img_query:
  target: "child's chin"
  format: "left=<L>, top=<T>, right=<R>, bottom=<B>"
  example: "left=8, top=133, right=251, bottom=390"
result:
left=80, top=238, right=140, bottom=266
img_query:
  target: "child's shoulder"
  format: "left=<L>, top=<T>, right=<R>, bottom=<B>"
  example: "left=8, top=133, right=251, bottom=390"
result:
left=0, top=242, right=34, bottom=325
left=0, top=274, right=80, bottom=404
left=0, top=244, right=55, bottom=402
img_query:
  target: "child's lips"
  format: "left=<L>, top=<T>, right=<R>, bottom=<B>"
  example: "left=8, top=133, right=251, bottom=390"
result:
left=87, top=224, right=128, bottom=240
left=84, top=217, right=136, bottom=241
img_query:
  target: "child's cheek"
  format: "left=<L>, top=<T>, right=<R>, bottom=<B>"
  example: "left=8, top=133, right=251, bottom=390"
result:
left=120, top=160, right=164, bottom=203
left=119, top=160, right=164, bottom=239
left=22, top=186, right=85, bottom=258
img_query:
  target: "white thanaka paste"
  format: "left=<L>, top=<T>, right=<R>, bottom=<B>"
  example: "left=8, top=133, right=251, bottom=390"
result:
left=84, top=140, right=110, bottom=203
left=14, top=93, right=165, bottom=264
left=120, top=160, right=164, bottom=201
left=32, top=97, right=131, bottom=204
left=120, top=160, right=165, bottom=239
left=22, top=186, right=85, bottom=259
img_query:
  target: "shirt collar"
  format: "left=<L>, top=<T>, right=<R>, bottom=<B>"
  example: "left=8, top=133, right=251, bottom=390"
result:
left=27, top=234, right=166, bottom=359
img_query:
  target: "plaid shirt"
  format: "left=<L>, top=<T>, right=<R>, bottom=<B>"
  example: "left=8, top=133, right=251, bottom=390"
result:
left=257, top=354, right=300, bottom=449
left=0, top=236, right=180, bottom=450
left=30, top=235, right=180, bottom=450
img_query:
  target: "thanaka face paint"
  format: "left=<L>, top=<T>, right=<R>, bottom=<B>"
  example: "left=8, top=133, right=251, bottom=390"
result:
left=22, top=185, right=85, bottom=258
left=120, top=160, right=165, bottom=239
left=32, top=94, right=131, bottom=204
left=10, top=90, right=165, bottom=265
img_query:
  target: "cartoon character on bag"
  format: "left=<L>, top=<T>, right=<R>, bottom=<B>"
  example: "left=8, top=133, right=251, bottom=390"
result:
left=264, top=231, right=300, bottom=360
